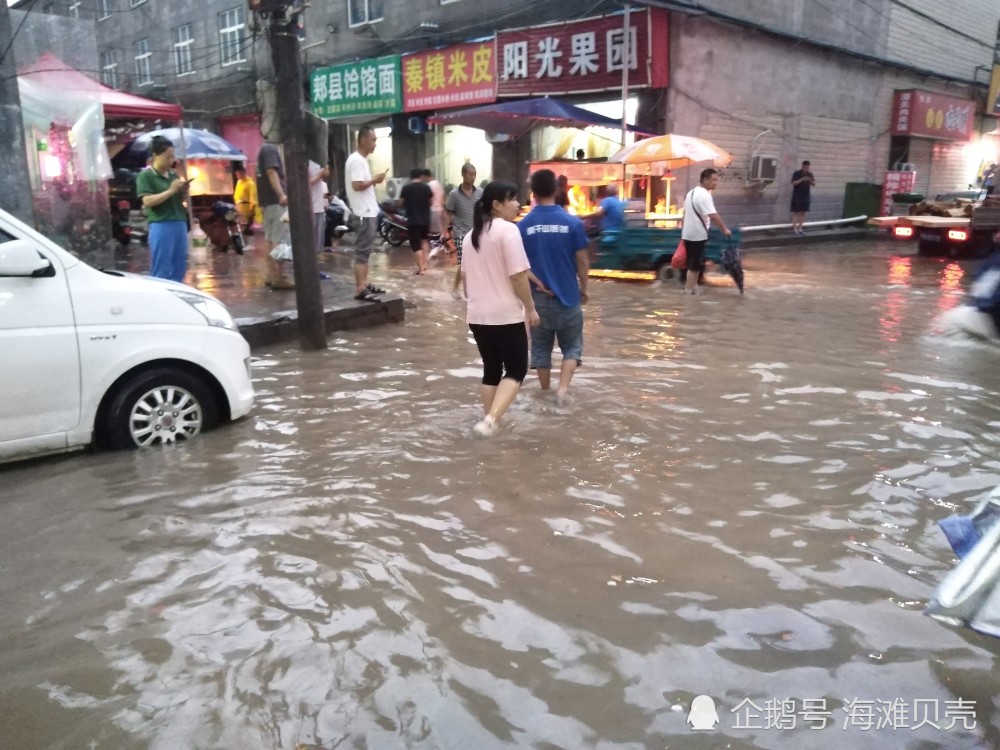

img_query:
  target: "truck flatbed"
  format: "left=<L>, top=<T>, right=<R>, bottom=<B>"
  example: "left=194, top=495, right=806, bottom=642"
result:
left=907, top=215, right=971, bottom=228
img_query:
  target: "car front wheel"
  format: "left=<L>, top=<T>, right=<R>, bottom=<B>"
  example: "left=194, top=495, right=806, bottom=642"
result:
left=104, top=368, right=219, bottom=450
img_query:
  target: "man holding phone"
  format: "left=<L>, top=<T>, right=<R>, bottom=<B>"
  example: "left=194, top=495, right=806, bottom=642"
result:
left=345, top=126, right=388, bottom=301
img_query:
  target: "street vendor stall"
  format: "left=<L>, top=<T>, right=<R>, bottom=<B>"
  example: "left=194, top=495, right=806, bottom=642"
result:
left=16, top=53, right=182, bottom=255
left=526, top=159, right=628, bottom=216
left=588, top=134, right=736, bottom=281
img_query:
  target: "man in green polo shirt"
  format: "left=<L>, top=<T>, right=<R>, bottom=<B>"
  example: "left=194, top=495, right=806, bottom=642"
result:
left=136, top=135, right=190, bottom=282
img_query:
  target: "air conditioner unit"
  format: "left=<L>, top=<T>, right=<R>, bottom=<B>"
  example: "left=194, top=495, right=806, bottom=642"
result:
left=750, top=155, right=778, bottom=182
left=384, top=177, right=407, bottom=201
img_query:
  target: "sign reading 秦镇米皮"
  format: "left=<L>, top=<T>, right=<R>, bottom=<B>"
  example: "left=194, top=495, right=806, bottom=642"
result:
left=402, top=42, right=498, bottom=113
left=310, top=55, right=402, bottom=119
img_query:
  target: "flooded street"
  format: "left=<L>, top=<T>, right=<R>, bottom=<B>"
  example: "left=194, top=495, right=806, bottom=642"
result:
left=3, top=240, right=1000, bottom=749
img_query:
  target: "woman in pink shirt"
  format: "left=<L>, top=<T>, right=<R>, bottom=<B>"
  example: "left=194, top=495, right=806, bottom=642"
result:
left=462, top=181, right=540, bottom=437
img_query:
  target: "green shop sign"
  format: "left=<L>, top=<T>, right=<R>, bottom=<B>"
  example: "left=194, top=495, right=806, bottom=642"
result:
left=310, top=55, right=402, bottom=119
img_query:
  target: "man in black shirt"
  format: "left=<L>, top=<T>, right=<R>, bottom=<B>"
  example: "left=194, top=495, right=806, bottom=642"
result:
left=790, top=160, right=816, bottom=236
left=399, top=167, right=432, bottom=274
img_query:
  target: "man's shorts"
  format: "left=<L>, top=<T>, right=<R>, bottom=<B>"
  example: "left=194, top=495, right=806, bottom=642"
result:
left=454, top=230, right=468, bottom=263
left=530, top=291, right=583, bottom=369
left=263, top=204, right=287, bottom=244
left=684, top=239, right=707, bottom=272
left=354, top=216, right=376, bottom=264
left=408, top=224, right=429, bottom=252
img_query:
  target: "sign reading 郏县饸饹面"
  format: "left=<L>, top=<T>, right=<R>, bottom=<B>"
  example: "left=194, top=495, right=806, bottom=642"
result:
left=310, top=55, right=402, bottom=119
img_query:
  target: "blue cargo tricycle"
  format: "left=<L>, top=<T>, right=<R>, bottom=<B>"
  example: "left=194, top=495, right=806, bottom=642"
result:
left=593, top=226, right=740, bottom=282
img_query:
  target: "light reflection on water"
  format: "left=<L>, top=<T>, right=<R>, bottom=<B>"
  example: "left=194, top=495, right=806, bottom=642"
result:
left=2, top=241, right=1000, bottom=749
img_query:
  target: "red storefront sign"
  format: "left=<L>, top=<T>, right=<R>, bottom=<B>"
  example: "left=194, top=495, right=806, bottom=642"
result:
left=403, top=41, right=498, bottom=113
left=891, top=90, right=975, bottom=141
left=496, top=8, right=668, bottom=97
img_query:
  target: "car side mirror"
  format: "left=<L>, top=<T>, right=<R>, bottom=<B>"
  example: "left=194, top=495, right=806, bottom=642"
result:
left=0, top=239, right=55, bottom=277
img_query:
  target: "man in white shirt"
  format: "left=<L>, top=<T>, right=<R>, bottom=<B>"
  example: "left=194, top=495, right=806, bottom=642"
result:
left=308, top=160, right=330, bottom=255
left=680, top=168, right=731, bottom=294
left=424, top=168, right=446, bottom=237
left=345, top=126, right=388, bottom=301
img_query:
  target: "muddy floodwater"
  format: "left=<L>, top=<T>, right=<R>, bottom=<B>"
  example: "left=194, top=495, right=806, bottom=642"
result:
left=2, top=240, right=1000, bottom=750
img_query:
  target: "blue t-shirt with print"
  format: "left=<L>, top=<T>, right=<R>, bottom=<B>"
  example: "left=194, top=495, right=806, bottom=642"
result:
left=518, top=204, right=589, bottom=308
left=600, top=195, right=625, bottom=231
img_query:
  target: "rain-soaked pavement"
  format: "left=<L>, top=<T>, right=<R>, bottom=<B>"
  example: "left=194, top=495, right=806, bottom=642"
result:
left=2, top=239, right=1000, bottom=750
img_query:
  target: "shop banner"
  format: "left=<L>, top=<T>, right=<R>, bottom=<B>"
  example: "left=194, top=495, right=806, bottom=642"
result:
left=988, top=65, right=1000, bottom=118
left=881, top=170, right=917, bottom=216
left=496, top=8, right=668, bottom=97
left=310, top=55, right=402, bottom=119
left=891, top=90, right=975, bottom=141
left=403, top=42, right=497, bottom=113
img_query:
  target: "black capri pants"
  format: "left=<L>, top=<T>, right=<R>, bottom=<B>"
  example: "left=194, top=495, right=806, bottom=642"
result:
left=469, top=322, right=529, bottom=386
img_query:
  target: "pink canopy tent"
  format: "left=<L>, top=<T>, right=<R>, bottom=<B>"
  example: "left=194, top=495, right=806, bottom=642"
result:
left=18, top=53, right=182, bottom=121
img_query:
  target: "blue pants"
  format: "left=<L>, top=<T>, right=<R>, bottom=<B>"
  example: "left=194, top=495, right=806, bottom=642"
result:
left=148, top=220, right=188, bottom=282
left=530, top=291, right=584, bottom=368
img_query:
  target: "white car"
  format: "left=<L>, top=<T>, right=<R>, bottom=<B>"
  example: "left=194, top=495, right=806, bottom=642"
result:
left=0, top=208, right=254, bottom=464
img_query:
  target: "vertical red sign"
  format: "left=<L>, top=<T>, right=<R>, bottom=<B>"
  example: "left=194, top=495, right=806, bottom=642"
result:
left=881, top=171, right=917, bottom=216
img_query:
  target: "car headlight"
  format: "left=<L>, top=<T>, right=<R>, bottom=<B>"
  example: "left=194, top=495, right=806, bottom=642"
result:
left=172, top=290, right=238, bottom=331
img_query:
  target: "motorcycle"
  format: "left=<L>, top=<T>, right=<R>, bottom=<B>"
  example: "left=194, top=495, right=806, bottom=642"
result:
left=377, top=201, right=452, bottom=257
left=378, top=201, right=408, bottom=247
left=111, top=199, right=133, bottom=248
left=202, top=201, right=245, bottom=254
left=324, top=195, right=354, bottom=247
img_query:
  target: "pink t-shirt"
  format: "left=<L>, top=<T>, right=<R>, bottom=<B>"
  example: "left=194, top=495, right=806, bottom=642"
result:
left=462, top=218, right=531, bottom=325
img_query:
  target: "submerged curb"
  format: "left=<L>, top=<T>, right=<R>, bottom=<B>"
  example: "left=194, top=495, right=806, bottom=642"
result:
left=741, top=228, right=872, bottom=250
left=234, top=294, right=406, bottom=349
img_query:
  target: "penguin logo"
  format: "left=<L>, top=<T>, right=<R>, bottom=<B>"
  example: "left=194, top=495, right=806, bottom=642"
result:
left=687, top=695, right=720, bottom=731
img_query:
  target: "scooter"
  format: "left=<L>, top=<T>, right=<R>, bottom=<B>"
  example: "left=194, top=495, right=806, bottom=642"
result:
left=204, top=201, right=245, bottom=254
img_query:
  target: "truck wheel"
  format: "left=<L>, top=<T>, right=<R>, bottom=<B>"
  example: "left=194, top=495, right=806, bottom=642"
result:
left=103, top=368, right=218, bottom=450
left=917, top=237, right=945, bottom=256
left=656, top=261, right=675, bottom=282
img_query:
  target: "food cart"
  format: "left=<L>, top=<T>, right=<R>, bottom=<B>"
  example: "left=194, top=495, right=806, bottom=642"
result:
left=527, top=159, right=628, bottom=217
left=587, top=133, right=734, bottom=280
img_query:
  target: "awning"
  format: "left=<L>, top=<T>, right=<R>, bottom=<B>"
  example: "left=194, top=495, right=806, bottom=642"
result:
left=18, top=53, right=183, bottom=121
left=427, top=97, right=650, bottom=139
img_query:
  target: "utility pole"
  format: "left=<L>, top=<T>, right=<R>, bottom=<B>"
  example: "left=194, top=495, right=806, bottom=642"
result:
left=0, top=2, right=36, bottom=226
left=620, top=3, right=630, bottom=148
left=260, top=2, right=326, bottom=350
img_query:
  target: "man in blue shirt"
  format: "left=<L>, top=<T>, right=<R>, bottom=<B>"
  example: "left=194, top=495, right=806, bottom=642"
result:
left=519, top=169, right=590, bottom=400
left=592, top=183, right=626, bottom=232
